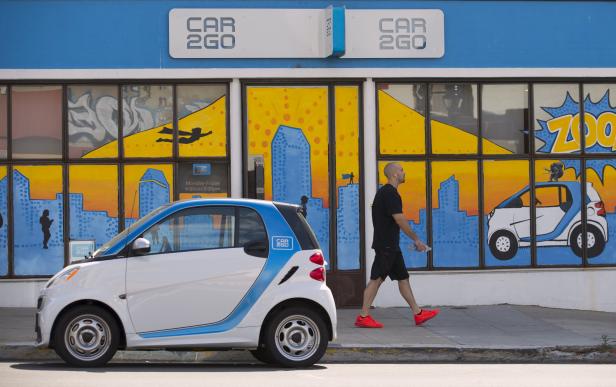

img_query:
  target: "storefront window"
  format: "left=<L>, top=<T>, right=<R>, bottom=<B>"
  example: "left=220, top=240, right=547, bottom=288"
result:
left=481, top=84, right=529, bottom=154
left=584, top=159, right=615, bottom=265
left=13, top=165, right=64, bottom=275
left=69, top=165, right=119, bottom=253
left=336, top=86, right=361, bottom=270
left=431, top=161, right=479, bottom=267
left=124, top=164, right=173, bottom=228
left=378, top=161, right=427, bottom=269
left=0, top=86, right=7, bottom=159
left=0, top=167, right=6, bottom=276
left=246, top=85, right=331, bottom=264
left=11, top=86, right=62, bottom=159
left=377, top=83, right=426, bottom=155
left=430, top=83, right=478, bottom=154
left=177, top=84, right=227, bottom=158
left=68, top=85, right=118, bottom=159
left=122, top=85, right=173, bottom=158
left=534, top=159, right=582, bottom=266
left=484, top=160, right=531, bottom=267
left=534, top=84, right=580, bottom=154
left=582, top=84, right=616, bottom=154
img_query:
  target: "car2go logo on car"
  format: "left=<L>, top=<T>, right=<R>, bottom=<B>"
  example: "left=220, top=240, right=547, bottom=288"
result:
left=35, top=199, right=336, bottom=368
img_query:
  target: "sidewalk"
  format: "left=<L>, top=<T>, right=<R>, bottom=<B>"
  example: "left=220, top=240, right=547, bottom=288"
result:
left=1, top=305, right=616, bottom=363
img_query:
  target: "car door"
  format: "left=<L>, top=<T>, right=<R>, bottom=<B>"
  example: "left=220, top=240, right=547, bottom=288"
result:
left=512, top=190, right=531, bottom=239
left=535, top=186, right=566, bottom=237
left=125, top=205, right=269, bottom=333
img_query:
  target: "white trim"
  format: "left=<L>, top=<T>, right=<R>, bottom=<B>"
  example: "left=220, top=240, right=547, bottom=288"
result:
left=230, top=79, right=242, bottom=198
left=2, top=68, right=616, bottom=80
left=363, top=78, right=377, bottom=284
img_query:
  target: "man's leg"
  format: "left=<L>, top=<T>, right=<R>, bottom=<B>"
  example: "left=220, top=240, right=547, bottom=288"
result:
left=360, top=277, right=383, bottom=316
left=398, top=278, right=421, bottom=315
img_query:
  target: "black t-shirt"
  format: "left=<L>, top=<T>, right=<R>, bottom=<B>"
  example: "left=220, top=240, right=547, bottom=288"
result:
left=371, top=184, right=403, bottom=251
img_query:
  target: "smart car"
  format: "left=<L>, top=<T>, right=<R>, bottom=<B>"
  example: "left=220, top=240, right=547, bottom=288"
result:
left=487, top=182, right=608, bottom=260
left=35, top=199, right=336, bottom=368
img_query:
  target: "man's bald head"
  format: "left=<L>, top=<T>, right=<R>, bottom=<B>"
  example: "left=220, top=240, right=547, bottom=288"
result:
left=384, top=162, right=401, bottom=179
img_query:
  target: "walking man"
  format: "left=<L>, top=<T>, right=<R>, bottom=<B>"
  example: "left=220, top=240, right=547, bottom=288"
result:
left=355, top=162, right=439, bottom=328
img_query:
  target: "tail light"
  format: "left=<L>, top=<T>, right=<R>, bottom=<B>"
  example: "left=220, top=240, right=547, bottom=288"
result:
left=595, top=201, right=606, bottom=217
left=309, top=252, right=324, bottom=265
left=310, top=267, right=325, bottom=282
left=309, top=251, right=325, bottom=282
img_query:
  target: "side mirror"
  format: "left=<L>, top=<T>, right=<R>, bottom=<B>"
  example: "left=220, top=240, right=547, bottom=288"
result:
left=131, top=238, right=151, bottom=256
left=243, top=240, right=268, bottom=258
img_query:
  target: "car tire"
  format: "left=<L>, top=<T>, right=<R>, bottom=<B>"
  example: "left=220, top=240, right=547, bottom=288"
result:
left=569, top=224, right=606, bottom=258
left=53, top=305, right=119, bottom=367
left=262, top=306, right=328, bottom=368
left=489, top=230, right=518, bottom=260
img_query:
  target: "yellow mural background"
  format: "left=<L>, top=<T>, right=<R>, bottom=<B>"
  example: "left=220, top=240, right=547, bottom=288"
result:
left=69, top=165, right=118, bottom=218
left=335, top=86, right=360, bottom=199
left=432, top=161, right=478, bottom=216
left=483, top=161, right=529, bottom=213
left=378, top=161, right=426, bottom=223
left=179, top=96, right=227, bottom=157
left=587, top=166, right=616, bottom=213
left=247, top=86, right=330, bottom=207
left=378, top=90, right=425, bottom=154
left=82, top=97, right=227, bottom=159
left=15, top=166, right=62, bottom=200
left=124, top=164, right=173, bottom=219
left=0, top=167, right=5, bottom=181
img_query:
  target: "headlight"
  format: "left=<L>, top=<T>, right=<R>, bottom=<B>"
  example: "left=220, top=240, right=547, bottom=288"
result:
left=46, top=267, right=81, bottom=288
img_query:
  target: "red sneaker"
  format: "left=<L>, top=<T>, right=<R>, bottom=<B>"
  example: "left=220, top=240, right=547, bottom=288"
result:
left=414, top=309, right=440, bottom=326
left=355, top=314, right=383, bottom=328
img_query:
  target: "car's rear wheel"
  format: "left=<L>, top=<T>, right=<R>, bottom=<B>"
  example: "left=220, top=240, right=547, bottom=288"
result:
left=570, top=224, right=606, bottom=258
left=53, top=305, right=119, bottom=367
left=262, top=307, right=328, bottom=368
left=489, top=230, right=518, bottom=260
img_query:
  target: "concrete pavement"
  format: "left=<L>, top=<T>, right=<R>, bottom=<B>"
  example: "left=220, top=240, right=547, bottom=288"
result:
left=1, top=305, right=616, bottom=363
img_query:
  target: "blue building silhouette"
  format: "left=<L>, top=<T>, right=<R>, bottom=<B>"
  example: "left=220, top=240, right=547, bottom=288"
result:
left=271, top=125, right=330, bottom=263
left=139, top=169, right=170, bottom=218
left=69, top=193, right=118, bottom=250
left=0, top=176, right=7, bottom=276
left=432, top=176, right=479, bottom=267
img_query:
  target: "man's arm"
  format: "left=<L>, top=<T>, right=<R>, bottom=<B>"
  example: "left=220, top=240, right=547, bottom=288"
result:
left=392, top=213, right=429, bottom=251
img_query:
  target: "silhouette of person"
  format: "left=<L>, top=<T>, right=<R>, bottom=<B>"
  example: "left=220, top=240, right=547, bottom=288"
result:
left=39, top=210, right=53, bottom=249
left=300, top=195, right=308, bottom=218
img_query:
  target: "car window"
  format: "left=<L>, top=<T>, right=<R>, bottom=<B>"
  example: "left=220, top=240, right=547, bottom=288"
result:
left=140, top=206, right=235, bottom=255
left=238, top=207, right=268, bottom=247
left=535, top=186, right=561, bottom=208
left=519, top=191, right=531, bottom=207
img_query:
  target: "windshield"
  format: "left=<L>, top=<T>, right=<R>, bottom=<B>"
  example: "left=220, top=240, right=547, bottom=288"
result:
left=92, top=204, right=170, bottom=258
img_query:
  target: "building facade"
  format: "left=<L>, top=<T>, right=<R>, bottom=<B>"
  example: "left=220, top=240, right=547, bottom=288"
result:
left=1, top=0, right=615, bottom=311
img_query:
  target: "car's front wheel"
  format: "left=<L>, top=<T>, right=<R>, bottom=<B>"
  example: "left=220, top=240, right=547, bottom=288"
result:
left=570, top=224, right=606, bottom=258
left=53, top=305, right=119, bottom=367
left=489, top=230, right=519, bottom=260
left=262, top=307, right=328, bottom=368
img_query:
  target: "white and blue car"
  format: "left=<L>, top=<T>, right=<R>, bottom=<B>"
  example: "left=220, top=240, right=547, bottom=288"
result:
left=35, top=199, right=336, bottom=367
left=487, top=182, right=608, bottom=260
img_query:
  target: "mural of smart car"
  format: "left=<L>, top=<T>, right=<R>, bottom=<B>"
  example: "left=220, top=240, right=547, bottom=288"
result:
left=35, top=199, right=336, bottom=368
left=487, top=182, right=608, bottom=260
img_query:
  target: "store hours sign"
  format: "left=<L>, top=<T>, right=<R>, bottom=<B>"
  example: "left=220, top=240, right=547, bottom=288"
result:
left=169, top=8, right=334, bottom=58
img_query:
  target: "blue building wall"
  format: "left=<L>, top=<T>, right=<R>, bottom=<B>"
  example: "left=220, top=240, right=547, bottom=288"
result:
left=1, top=1, right=615, bottom=69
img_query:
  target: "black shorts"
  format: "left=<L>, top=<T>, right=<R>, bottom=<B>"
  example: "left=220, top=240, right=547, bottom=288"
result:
left=370, top=248, right=409, bottom=281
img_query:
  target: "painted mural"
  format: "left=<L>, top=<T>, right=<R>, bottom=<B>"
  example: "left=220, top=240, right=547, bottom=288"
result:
left=246, top=86, right=331, bottom=263
left=247, top=86, right=362, bottom=270
left=12, top=166, right=64, bottom=276
left=69, top=165, right=119, bottom=251
left=0, top=167, right=6, bottom=276
left=379, top=85, right=616, bottom=268
left=378, top=161, right=427, bottom=269
left=335, top=86, right=361, bottom=270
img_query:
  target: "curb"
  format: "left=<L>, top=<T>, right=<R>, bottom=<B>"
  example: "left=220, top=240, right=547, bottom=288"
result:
left=1, top=344, right=615, bottom=364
